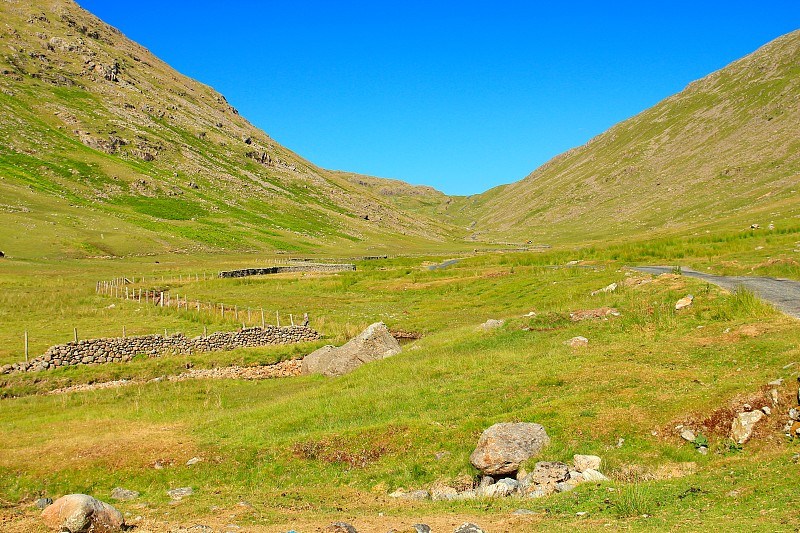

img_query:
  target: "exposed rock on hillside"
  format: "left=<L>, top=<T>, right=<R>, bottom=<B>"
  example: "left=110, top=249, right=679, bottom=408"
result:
left=469, top=422, right=550, bottom=476
left=301, top=322, right=401, bottom=377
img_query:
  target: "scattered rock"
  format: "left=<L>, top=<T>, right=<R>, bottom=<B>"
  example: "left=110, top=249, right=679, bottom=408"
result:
left=388, top=526, right=430, bottom=533
left=768, top=378, right=784, bottom=386
left=430, top=485, right=458, bottom=501
left=731, top=411, right=765, bottom=444
left=528, top=461, right=569, bottom=487
left=41, top=494, right=124, bottom=532
left=512, top=509, right=536, bottom=516
left=453, top=524, right=485, bottom=533
left=470, top=422, right=550, bottom=476
left=323, top=522, right=358, bottom=533
left=34, top=498, right=53, bottom=509
left=675, top=295, right=694, bottom=310
left=300, top=322, right=400, bottom=377
left=167, top=487, right=194, bottom=500
left=581, top=468, right=609, bottom=482
left=480, top=478, right=519, bottom=498
left=110, top=488, right=139, bottom=501
left=565, top=336, right=589, bottom=348
left=591, top=282, right=617, bottom=296
left=789, top=408, right=800, bottom=421
left=680, top=429, right=696, bottom=442
left=526, top=488, right=550, bottom=499
left=573, top=454, right=601, bottom=472
left=555, top=482, right=576, bottom=492
left=479, top=319, right=505, bottom=330
left=762, top=406, right=772, bottom=416
left=186, top=456, right=203, bottom=466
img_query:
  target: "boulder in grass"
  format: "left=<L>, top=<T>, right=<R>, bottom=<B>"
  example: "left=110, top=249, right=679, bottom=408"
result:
left=453, top=524, right=486, bottom=533
left=470, top=422, right=550, bottom=476
left=41, top=494, right=124, bottom=532
left=300, top=322, right=401, bottom=377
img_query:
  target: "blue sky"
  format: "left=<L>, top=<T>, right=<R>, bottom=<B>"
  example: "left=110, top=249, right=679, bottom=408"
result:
left=77, top=1, right=800, bottom=195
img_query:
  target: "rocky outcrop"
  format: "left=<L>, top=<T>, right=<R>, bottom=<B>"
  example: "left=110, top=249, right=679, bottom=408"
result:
left=41, top=494, right=124, bottom=532
left=300, top=322, right=401, bottom=377
left=469, top=422, right=550, bottom=476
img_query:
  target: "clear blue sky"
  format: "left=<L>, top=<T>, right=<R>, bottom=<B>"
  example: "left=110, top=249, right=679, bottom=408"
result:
left=77, top=1, right=800, bottom=195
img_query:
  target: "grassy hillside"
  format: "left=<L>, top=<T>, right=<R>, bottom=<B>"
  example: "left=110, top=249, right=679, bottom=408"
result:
left=0, top=0, right=466, bottom=260
left=1, top=244, right=799, bottom=531
left=465, top=30, right=800, bottom=247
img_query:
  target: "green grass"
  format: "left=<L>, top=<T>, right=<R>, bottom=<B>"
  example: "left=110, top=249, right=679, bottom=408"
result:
left=1, top=244, right=799, bottom=530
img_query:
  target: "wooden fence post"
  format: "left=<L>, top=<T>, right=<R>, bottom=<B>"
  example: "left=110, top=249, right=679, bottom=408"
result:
left=261, top=307, right=265, bottom=328
left=290, top=313, right=294, bottom=326
left=74, top=327, right=77, bottom=342
left=276, top=311, right=280, bottom=327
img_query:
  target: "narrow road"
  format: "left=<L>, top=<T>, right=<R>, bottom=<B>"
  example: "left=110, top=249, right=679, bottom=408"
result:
left=630, top=266, right=800, bottom=319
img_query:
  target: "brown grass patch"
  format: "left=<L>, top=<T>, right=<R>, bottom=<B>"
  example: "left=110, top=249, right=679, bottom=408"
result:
left=291, top=426, right=408, bottom=469
left=0, top=421, right=198, bottom=474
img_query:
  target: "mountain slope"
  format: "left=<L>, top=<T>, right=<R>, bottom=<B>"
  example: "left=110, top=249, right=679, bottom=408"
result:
left=0, top=0, right=461, bottom=259
left=466, top=30, right=800, bottom=243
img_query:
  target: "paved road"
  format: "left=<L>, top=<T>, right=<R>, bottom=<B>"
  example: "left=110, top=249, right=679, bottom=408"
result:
left=629, top=266, right=800, bottom=319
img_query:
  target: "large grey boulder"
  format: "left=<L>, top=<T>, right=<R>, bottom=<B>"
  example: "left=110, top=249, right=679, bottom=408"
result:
left=300, top=322, right=401, bottom=377
left=470, top=422, right=550, bottom=476
left=41, top=494, right=124, bottom=532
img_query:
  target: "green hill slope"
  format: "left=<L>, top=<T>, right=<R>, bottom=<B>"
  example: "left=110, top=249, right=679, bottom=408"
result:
left=466, top=30, right=800, bottom=244
left=0, top=0, right=462, bottom=260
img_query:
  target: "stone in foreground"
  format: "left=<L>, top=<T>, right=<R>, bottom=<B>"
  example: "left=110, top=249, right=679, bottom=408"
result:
left=454, top=524, right=486, bottom=533
left=731, top=410, right=765, bottom=444
left=470, top=422, right=550, bottom=476
left=573, top=454, right=602, bottom=472
left=323, top=522, right=358, bottom=533
left=301, top=322, right=401, bottom=376
left=41, top=494, right=124, bottom=532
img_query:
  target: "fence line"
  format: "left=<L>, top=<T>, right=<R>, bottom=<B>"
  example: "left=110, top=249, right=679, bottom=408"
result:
left=94, top=278, right=309, bottom=330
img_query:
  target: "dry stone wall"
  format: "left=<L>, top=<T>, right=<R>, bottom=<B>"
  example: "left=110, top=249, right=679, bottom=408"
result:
left=1, top=325, right=320, bottom=375
left=218, top=264, right=355, bottom=278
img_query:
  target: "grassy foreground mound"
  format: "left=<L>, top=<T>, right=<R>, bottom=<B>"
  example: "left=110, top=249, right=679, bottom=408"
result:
left=1, top=243, right=799, bottom=531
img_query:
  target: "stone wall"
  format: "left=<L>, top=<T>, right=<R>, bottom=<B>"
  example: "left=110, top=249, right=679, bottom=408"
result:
left=218, top=264, right=355, bottom=278
left=1, top=325, right=320, bottom=375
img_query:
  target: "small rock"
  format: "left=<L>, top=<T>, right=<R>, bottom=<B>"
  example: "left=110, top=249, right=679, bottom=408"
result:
left=453, top=524, right=485, bottom=533
left=730, top=411, right=765, bottom=444
left=761, top=406, right=771, bottom=416
left=616, top=438, right=625, bottom=448
left=790, top=408, right=800, bottom=421
left=186, top=456, right=203, bottom=466
left=480, top=319, right=504, bottom=330
left=565, top=336, right=589, bottom=348
left=431, top=486, right=458, bottom=501
left=680, top=429, right=696, bottom=442
left=528, top=461, right=569, bottom=486
left=34, top=497, right=53, bottom=509
left=576, top=511, right=589, bottom=517
left=167, top=487, right=193, bottom=500
left=581, top=468, right=609, bottom=482
left=770, top=389, right=779, bottom=406
left=110, top=488, right=139, bottom=501
left=590, top=282, right=617, bottom=296
left=323, top=522, right=358, bottom=533
left=434, top=451, right=451, bottom=460
left=768, top=378, right=784, bottom=386
left=675, top=295, right=694, bottom=310
left=568, top=471, right=585, bottom=484
left=512, top=509, right=536, bottom=515
left=697, top=446, right=708, bottom=455
left=573, top=454, right=601, bottom=472
left=555, top=482, right=576, bottom=492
